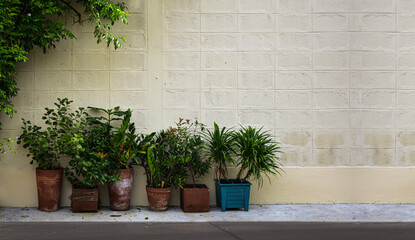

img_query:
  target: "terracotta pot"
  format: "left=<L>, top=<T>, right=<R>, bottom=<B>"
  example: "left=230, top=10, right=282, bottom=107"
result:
left=146, top=186, right=172, bottom=211
left=71, top=187, right=99, bottom=212
left=36, top=168, right=63, bottom=212
left=180, top=184, right=210, bottom=213
left=108, top=168, right=134, bottom=211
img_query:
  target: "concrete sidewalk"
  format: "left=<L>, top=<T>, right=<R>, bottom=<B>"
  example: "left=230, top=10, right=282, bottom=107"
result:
left=1, top=204, right=415, bottom=222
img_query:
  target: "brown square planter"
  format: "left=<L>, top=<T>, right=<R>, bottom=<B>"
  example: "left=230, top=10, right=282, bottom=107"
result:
left=180, top=184, right=210, bottom=212
left=71, top=187, right=99, bottom=212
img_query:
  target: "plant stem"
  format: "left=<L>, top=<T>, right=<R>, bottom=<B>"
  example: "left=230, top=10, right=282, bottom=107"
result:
left=190, top=166, right=196, bottom=187
left=236, top=163, right=245, bottom=181
left=243, top=171, right=251, bottom=182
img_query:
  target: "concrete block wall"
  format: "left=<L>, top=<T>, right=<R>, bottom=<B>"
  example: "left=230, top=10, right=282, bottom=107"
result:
left=160, top=0, right=415, bottom=168
left=2, top=0, right=415, bottom=206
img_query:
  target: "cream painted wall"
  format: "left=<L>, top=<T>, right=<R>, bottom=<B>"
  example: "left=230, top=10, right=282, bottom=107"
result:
left=1, top=0, right=415, bottom=207
left=2, top=167, right=415, bottom=207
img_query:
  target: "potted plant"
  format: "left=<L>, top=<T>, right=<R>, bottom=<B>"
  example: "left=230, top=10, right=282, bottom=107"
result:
left=65, top=119, right=112, bottom=212
left=137, top=125, right=188, bottom=211
left=216, top=125, right=283, bottom=212
left=203, top=122, right=237, bottom=212
left=87, top=107, right=140, bottom=211
left=17, top=98, right=84, bottom=212
left=177, top=119, right=211, bottom=213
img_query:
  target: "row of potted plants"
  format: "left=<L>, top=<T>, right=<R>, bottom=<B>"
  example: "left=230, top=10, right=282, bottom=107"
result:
left=17, top=98, right=283, bottom=213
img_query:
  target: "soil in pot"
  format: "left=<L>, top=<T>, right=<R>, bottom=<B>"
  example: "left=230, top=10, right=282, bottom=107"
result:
left=108, top=168, right=134, bottom=211
left=146, top=186, right=172, bottom=211
left=36, top=168, right=63, bottom=212
left=180, top=184, right=209, bottom=213
left=71, top=186, right=99, bottom=212
left=218, top=179, right=250, bottom=184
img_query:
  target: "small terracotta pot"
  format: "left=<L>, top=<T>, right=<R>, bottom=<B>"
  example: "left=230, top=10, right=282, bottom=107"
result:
left=71, top=187, right=99, bottom=212
left=180, top=184, right=210, bottom=212
left=108, top=168, right=134, bottom=211
left=36, top=168, right=63, bottom=212
left=146, top=186, right=172, bottom=211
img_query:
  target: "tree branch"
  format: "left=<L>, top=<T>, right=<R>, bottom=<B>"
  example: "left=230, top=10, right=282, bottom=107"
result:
left=59, top=0, right=82, bottom=24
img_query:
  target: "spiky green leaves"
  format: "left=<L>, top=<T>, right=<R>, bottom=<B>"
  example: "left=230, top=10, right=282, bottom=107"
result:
left=234, top=126, right=283, bottom=187
left=203, top=122, right=235, bottom=181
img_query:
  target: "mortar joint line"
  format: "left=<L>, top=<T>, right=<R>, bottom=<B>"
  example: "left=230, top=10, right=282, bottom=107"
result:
left=311, top=2, right=314, bottom=167
left=199, top=1, right=202, bottom=123
left=394, top=2, right=398, bottom=165
left=348, top=0, right=351, bottom=166
left=236, top=0, right=239, bottom=126
left=146, top=0, right=150, bottom=130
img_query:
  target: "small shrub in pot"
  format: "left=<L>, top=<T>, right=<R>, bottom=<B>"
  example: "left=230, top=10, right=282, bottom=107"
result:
left=87, top=107, right=140, bottom=211
left=64, top=118, right=112, bottom=212
left=176, top=119, right=211, bottom=212
left=18, top=98, right=85, bottom=211
left=136, top=122, right=190, bottom=211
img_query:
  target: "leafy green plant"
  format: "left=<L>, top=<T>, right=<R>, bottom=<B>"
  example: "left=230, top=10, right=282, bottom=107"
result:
left=138, top=119, right=205, bottom=189
left=234, top=126, right=283, bottom=187
left=0, top=0, right=129, bottom=151
left=87, top=107, right=138, bottom=171
left=17, top=98, right=88, bottom=170
left=0, top=138, right=15, bottom=154
left=65, top=124, right=112, bottom=189
left=176, top=119, right=210, bottom=187
left=203, top=122, right=235, bottom=181
left=64, top=106, right=135, bottom=188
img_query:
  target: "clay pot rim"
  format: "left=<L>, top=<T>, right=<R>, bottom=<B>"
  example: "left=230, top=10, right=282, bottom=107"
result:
left=72, top=185, right=99, bottom=190
left=36, top=167, right=63, bottom=172
left=146, top=186, right=172, bottom=192
left=182, top=184, right=209, bottom=189
left=111, top=167, right=134, bottom=174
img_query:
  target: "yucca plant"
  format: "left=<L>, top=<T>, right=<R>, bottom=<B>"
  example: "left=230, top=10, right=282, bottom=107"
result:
left=234, top=126, right=283, bottom=187
left=203, top=122, right=235, bottom=181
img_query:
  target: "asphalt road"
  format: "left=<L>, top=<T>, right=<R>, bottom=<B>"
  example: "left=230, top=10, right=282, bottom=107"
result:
left=1, top=222, right=414, bottom=240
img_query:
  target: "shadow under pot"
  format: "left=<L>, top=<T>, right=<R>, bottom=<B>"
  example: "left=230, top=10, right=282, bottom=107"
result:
left=71, top=186, right=99, bottom=212
left=146, top=186, right=172, bottom=211
left=36, top=168, right=63, bottom=212
left=108, top=168, right=134, bottom=211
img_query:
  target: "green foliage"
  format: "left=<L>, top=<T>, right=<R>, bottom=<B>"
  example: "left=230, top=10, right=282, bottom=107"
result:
left=203, top=122, right=235, bottom=181
left=17, top=98, right=88, bottom=170
left=65, top=124, right=112, bottom=189
left=234, top=126, right=283, bottom=187
left=87, top=107, right=138, bottom=172
left=0, top=138, right=15, bottom=154
left=0, top=0, right=128, bottom=151
left=63, top=106, right=132, bottom=188
left=138, top=119, right=209, bottom=189
left=175, top=119, right=210, bottom=187
left=141, top=132, right=187, bottom=188
left=16, top=97, right=112, bottom=188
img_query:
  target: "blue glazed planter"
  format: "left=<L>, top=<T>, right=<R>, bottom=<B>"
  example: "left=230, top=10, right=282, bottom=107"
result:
left=215, top=179, right=251, bottom=212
